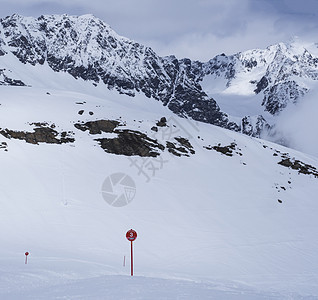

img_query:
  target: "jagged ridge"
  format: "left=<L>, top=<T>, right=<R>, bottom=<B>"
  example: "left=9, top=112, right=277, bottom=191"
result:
left=1, top=14, right=318, bottom=138
left=0, top=14, right=236, bottom=131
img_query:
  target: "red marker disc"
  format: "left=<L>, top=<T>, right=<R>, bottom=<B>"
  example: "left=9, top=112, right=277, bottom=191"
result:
left=126, top=229, right=137, bottom=241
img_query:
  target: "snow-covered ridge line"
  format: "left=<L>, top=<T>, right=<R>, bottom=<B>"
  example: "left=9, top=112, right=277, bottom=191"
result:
left=0, top=14, right=235, bottom=132
left=201, top=41, right=318, bottom=113
left=0, top=14, right=318, bottom=139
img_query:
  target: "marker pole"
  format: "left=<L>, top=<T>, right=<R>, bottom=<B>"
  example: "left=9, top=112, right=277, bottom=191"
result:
left=130, top=241, right=133, bottom=276
left=25, top=252, right=29, bottom=264
left=125, top=229, right=137, bottom=276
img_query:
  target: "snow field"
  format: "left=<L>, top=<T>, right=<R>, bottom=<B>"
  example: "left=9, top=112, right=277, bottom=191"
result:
left=0, top=65, right=317, bottom=298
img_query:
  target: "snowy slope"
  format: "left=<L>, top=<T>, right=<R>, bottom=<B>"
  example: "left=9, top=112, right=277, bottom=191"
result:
left=0, top=13, right=318, bottom=299
left=0, top=59, right=318, bottom=299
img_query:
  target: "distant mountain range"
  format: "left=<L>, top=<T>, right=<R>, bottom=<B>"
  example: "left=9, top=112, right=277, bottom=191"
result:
left=1, top=14, right=318, bottom=139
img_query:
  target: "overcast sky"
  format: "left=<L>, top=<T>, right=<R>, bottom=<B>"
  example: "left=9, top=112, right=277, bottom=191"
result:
left=1, top=0, right=318, bottom=61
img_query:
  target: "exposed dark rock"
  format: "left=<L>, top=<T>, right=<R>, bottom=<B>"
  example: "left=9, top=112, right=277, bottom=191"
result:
left=0, top=141, right=8, bottom=151
left=0, top=124, right=74, bottom=144
left=262, top=81, right=308, bottom=115
left=166, top=142, right=185, bottom=157
left=151, top=126, right=158, bottom=132
left=96, top=130, right=164, bottom=157
left=166, top=137, right=195, bottom=157
left=241, top=115, right=270, bottom=138
left=74, top=119, right=121, bottom=134
left=156, top=117, right=167, bottom=127
left=74, top=119, right=166, bottom=157
left=278, top=157, right=318, bottom=177
left=78, top=110, right=84, bottom=115
left=243, top=58, right=258, bottom=70
left=212, top=143, right=235, bottom=156
left=0, top=69, right=26, bottom=86
left=175, top=137, right=195, bottom=154
left=0, top=48, right=5, bottom=56
left=205, top=142, right=242, bottom=157
left=254, top=76, right=268, bottom=94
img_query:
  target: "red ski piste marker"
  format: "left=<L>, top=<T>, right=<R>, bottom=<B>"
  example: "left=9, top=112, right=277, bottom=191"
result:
left=25, top=252, right=29, bottom=264
left=126, top=229, right=137, bottom=276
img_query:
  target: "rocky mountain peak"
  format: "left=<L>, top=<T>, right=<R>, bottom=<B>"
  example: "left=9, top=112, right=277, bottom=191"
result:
left=1, top=14, right=318, bottom=139
left=0, top=14, right=235, bottom=130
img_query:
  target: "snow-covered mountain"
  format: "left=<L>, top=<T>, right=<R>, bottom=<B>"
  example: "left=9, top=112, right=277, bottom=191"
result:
left=201, top=42, right=318, bottom=114
left=0, top=14, right=318, bottom=299
left=199, top=41, right=318, bottom=143
left=1, top=14, right=318, bottom=141
left=0, top=14, right=236, bottom=131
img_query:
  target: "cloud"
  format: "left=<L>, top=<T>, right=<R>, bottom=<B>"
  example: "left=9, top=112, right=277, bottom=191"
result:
left=0, top=1, right=87, bottom=18
left=145, top=17, right=288, bottom=60
left=0, top=0, right=317, bottom=61
left=104, top=0, right=318, bottom=60
left=271, top=91, right=318, bottom=158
